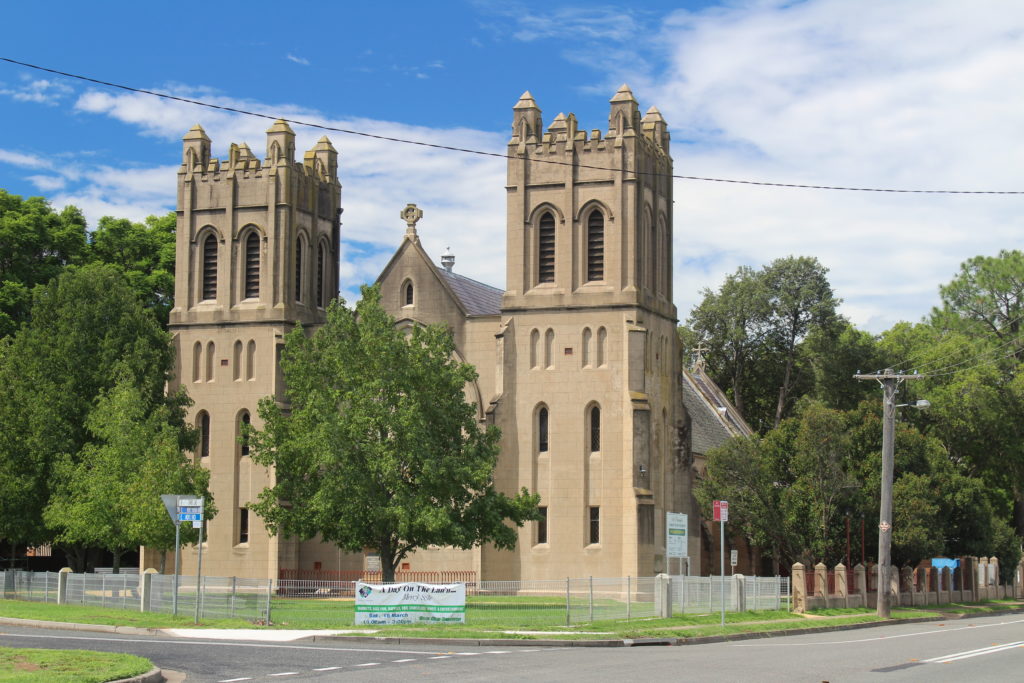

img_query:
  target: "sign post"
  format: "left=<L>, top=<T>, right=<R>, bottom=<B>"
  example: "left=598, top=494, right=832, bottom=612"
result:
left=665, top=512, right=688, bottom=576
left=161, top=494, right=204, bottom=620
left=713, top=500, right=728, bottom=626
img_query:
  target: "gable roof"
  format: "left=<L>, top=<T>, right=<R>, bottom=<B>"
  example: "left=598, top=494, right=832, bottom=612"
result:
left=437, top=268, right=503, bottom=316
left=681, top=365, right=754, bottom=455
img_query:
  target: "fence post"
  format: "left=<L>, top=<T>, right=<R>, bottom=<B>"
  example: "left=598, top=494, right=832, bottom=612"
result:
left=792, top=563, right=806, bottom=613
left=1, top=570, right=13, bottom=599
left=230, top=576, right=237, bottom=618
left=57, top=567, right=72, bottom=605
left=655, top=574, right=671, bottom=618
left=733, top=574, right=745, bottom=612
left=588, top=576, right=593, bottom=623
left=265, top=579, right=273, bottom=625
left=565, top=578, right=571, bottom=627
left=140, top=568, right=157, bottom=612
left=835, top=563, right=848, bottom=608
left=626, top=576, right=631, bottom=621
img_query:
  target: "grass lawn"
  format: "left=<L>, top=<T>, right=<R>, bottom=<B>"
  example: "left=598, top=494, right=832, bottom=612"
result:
left=0, top=599, right=255, bottom=629
left=0, top=646, right=152, bottom=682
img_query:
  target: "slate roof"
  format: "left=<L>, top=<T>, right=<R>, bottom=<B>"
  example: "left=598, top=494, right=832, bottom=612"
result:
left=436, top=268, right=503, bottom=316
left=681, top=365, right=753, bottom=455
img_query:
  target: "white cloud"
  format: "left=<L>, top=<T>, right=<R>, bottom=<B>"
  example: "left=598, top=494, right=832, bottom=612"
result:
left=0, top=149, right=52, bottom=169
left=646, top=0, right=1024, bottom=332
left=26, top=174, right=65, bottom=192
left=286, top=54, right=310, bottom=66
left=0, top=78, right=73, bottom=105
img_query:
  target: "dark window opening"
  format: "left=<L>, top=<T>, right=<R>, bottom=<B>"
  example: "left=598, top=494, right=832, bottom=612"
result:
left=538, top=212, right=555, bottom=283
left=240, top=412, right=250, bottom=457
left=589, top=506, right=600, bottom=545
left=316, top=244, right=325, bottom=307
left=590, top=405, right=601, bottom=452
left=587, top=210, right=604, bottom=281
left=405, top=282, right=414, bottom=306
left=537, top=506, right=548, bottom=544
left=638, top=505, right=655, bottom=545
left=201, top=235, right=217, bottom=300
left=295, top=239, right=303, bottom=302
left=199, top=412, right=210, bottom=459
left=239, top=508, right=249, bottom=544
left=244, top=232, right=260, bottom=299
left=538, top=407, right=549, bottom=453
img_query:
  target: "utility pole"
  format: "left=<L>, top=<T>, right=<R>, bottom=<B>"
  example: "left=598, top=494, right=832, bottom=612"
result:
left=853, top=368, right=924, bottom=618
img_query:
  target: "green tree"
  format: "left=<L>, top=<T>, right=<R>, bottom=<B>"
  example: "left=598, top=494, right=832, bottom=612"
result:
left=43, top=377, right=212, bottom=572
left=250, top=285, right=540, bottom=582
left=0, top=264, right=174, bottom=551
left=0, top=190, right=87, bottom=337
left=762, top=256, right=840, bottom=428
left=85, top=213, right=176, bottom=328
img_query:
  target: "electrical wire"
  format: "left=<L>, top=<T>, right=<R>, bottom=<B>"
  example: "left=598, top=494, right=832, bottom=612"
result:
left=3, top=56, right=1024, bottom=195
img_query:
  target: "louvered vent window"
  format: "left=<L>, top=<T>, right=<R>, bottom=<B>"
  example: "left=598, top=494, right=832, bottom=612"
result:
left=244, top=232, right=260, bottom=299
left=587, top=211, right=604, bottom=281
left=316, top=244, right=325, bottom=307
left=202, top=235, right=217, bottom=300
left=295, top=239, right=303, bottom=302
left=538, top=212, right=555, bottom=283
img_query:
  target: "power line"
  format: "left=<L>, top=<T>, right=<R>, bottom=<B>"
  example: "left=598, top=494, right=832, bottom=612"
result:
left=4, top=56, right=1024, bottom=196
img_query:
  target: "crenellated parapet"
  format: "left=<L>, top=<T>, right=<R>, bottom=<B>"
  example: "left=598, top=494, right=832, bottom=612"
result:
left=508, top=85, right=671, bottom=162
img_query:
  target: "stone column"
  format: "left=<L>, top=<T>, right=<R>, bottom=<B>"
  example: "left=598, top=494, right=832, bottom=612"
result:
left=978, top=557, right=989, bottom=600
left=733, top=574, right=746, bottom=612
left=870, top=564, right=879, bottom=609
left=139, top=568, right=158, bottom=613
left=792, top=563, right=806, bottom=613
left=854, top=563, right=867, bottom=608
left=654, top=573, right=672, bottom=618
left=814, top=562, right=827, bottom=598
left=57, top=567, right=72, bottom=605
left=835, top=563, right=848, bottom=608
left=940, top=567, right=952, bottom=605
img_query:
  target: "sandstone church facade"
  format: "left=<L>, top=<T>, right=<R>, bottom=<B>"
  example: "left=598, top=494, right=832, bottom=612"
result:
left=152, top=86, right=707, bottom=581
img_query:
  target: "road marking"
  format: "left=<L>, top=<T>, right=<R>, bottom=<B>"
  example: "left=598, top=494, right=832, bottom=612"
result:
left=392, top=658, right=416, bottom=662
left=455, top=652, right=482, bottom=656
left=487, top=650, right=511, bottom=654
left=923, top=641, right=1024, bottom=663
left=313, top=667, right=340, bottom=671
left=268, top=674, right=298, bottom=677
left=355, top=662, right=379, bottom=667
left=431, top=655, right=451, bottom=659
left=732, top=617, right=1024, bottom=647
left=218, top=679, right=252, bottom=682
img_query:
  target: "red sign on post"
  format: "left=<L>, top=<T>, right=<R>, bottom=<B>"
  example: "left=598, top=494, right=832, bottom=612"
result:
left=713, top=500, right=729, bottom=522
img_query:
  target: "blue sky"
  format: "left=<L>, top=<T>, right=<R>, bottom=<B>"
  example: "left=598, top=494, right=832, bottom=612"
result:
left=2, top=1, right=1023, bottom=334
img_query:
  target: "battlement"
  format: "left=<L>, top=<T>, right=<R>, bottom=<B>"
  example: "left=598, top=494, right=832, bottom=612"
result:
left=508, top=85, right=670, bottom=160
left=179, top=121, right=339, bottom=186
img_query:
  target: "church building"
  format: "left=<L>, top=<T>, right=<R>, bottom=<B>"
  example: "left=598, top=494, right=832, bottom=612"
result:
left=154, top=86, right=708, bottom=581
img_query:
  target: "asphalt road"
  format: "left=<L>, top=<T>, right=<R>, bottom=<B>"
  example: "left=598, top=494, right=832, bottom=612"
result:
left=1, top=614, right=1023, bottom=681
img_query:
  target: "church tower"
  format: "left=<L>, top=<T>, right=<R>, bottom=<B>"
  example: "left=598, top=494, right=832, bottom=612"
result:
left=161, top=121, right=342, bottom=580
left=491, top=86, right=692, bottom=580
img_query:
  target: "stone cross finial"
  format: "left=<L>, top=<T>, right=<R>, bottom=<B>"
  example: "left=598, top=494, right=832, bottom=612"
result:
left=692, top=343, right=709, bottom=371
left=401, top=203, right=423, bottom=239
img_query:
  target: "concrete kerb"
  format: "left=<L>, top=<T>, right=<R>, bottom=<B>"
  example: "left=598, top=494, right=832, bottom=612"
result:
left=109, top=667, right=164, bottom=683
left=2, top=606, right=1022, bottom=649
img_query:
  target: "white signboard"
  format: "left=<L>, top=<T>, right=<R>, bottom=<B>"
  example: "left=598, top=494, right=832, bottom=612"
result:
left=354, top=582, right=466, bottom=625
left=730, top=550, right=738, bottom=567
left=666, top=512, right=688, bottom=559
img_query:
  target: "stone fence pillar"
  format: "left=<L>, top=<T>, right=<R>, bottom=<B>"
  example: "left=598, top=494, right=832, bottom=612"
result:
left=854, top=563, right=866, bottom=606
left=792, top=563, right=806, bottom=613
left=814, top=562, right=827, bottom=598
left=733, top=574, right=746, bottom=612
left=835, top=563, right=848, bottom=607
left=978, top=557, right=989, bottom=600
left=57, top=567, right=72, bottom=605
left=940, top=567, right=952, bottom=604
left=139, top=568, right=158, bottom=613
left=654, top=573, right=672, bottom=618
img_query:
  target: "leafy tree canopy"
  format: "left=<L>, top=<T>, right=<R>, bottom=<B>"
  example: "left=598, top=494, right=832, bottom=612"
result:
left=250, top=285, right=540, bottom=581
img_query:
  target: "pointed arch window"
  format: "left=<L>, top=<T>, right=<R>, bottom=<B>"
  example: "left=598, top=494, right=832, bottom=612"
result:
left=316, top=242, right=325, bottom=308
left=403, top=280, right=414, bottom=306
left=582, top=327, right=592, bottom=367
left=192, top=341, right=202, bottom=383
left=201, top=233, right=218, bottom=301
left=597, top=327, right=607, bottom=367
left=246, top=340, right=256, bottom=380
left=205, top=341, right=215, bottom=382
left=538, top=407, right=549, bottom=453
left=538, top=211, right=555, bottom=283
left=244, top=231, right=260, bottom=299
left=586, top=210, right=604, bottom=282
left=544, top=328, right=555, bottom=369
left=295, top=236, right=304, bottom=303
left=530, top=329, right=540, bottom=369
left=233, top=340, right=242, bottom=381
left=589, top=405, right=601, bottom=453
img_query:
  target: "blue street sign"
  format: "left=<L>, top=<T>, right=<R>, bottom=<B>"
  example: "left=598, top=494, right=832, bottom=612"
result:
left=177, top=513, right=202, bottom=521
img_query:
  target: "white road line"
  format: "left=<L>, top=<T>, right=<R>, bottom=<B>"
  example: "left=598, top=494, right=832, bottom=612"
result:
left=392, top=658, right=416, bottom=662
left=431, top=655, right=451, bottom=659
left=0, top=631, right=436, bottom=655
left=487, top=650, right=511, bottom=654
left=355, top=662, right=380, bottom=667
left=924, top=641, right=1024, bottom=663
left=218, top=679, right=252, bottom=682
left=313, top=667, right=341, bottom=671
left=455, top=652, right=482, bottom=656
left=732, top=617, right=1024, bottom=647
left=268, top=673, right=298, bottom=677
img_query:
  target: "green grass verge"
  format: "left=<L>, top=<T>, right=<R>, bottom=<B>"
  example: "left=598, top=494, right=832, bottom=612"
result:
left=0, top=646, right=151, bottom=682
left=0, top=598, right=255, bottom=629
